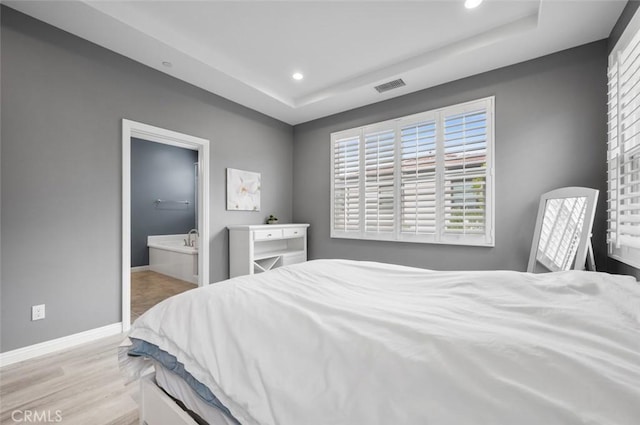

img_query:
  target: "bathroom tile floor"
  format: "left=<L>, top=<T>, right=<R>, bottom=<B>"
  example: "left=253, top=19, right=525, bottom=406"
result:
left=131, top=271, right=197, bottom=322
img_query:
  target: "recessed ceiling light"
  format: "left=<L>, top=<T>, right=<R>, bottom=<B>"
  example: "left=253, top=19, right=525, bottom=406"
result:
left=292, top=72, right=304, bottom=81
left=162, top=61, right=172, bottom=68
left=464, top=0, right=483, bottom=9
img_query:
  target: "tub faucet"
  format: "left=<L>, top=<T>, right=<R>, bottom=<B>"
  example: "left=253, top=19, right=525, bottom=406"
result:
left=187, top=228, right=199, bottom=247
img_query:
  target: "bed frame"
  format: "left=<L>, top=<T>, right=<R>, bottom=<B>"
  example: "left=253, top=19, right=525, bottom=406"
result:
left=140, top=374, right=200, bottom=425
left=140, top=373, right=237, bottom=425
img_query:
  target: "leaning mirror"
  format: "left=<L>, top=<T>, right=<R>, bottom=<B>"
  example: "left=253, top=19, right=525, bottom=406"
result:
left=527, top=187, right=599, bottom=273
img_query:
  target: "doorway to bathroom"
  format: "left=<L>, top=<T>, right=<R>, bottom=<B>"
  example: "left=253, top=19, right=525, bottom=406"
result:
left=121, top=119, right=210, bottom=332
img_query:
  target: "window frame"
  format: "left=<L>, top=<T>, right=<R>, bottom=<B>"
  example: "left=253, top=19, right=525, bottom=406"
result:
left=330, top=96, right=495, bottom=247
left=608, top=8, right=640, bottom=268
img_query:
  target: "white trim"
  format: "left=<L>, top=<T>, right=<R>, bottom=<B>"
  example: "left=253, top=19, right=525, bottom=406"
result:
left=131, top=265, right=150, bottom=273
left=122, top=119, right=211, bottom=333
left=610, top=252, right=640, bottom=270
left=0, top=323, right=122, bottom=368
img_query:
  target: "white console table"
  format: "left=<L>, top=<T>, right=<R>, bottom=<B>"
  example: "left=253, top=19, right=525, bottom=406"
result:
left=228, top=224, right=310, bottom=278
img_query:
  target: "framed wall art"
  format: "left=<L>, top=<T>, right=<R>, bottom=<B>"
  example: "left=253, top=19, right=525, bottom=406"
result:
left=226, top=168, right=261, bottom=211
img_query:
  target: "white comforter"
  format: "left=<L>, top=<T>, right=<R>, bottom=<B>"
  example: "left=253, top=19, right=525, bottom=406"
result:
left=129, top=260, right=640, bottom=425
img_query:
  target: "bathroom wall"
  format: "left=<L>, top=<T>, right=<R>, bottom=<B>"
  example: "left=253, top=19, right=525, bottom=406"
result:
left=131, top=138, right=198, bottom=267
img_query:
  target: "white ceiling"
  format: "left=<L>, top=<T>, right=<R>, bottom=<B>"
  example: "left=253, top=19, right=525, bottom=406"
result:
left=6, top=0, right=627, bottom=125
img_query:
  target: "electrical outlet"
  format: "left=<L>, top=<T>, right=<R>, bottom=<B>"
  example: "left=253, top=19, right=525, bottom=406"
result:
left=32, top=304, right=45, bottom=321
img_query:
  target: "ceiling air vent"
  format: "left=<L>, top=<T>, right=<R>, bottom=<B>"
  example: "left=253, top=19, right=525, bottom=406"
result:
left=374, top=79, right=406, bottom=93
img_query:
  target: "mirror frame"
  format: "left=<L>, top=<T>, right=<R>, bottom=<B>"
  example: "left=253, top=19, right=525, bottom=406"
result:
left=527, top=187, right=599, bottom=273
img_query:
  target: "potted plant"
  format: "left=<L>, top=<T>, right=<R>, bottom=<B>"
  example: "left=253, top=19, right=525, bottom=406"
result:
left=267, top=214, right=278, bottom=224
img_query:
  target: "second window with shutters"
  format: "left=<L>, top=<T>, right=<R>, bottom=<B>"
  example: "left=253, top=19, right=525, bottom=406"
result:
left=331, top=97, right=494, bottom=246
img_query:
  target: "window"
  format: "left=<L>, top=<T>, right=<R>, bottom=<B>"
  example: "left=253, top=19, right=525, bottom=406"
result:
left=331, top=97, right=494, bottom=246
left=608, top=9, right=640, bottom=268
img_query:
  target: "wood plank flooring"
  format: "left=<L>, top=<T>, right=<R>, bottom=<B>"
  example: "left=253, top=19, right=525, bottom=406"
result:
left=0, top=333, right=137, bottom=425
left=0, top=272, right=197, bottom=424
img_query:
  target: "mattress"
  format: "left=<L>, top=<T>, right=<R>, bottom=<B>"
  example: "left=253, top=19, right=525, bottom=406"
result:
left=126, top=337, right=239, bottom=424
left=153, top=360, right=236, bottom=425
left=123, top=259, right=640, bottom=425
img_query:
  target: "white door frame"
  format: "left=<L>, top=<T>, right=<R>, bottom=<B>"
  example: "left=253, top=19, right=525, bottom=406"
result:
left=122, top=119, right=210, bottom=332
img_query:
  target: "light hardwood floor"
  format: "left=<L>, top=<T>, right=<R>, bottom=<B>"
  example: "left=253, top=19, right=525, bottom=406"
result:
left=0, top=272, right=197, bottom=425
left=0, top=333, right=138, bottom=425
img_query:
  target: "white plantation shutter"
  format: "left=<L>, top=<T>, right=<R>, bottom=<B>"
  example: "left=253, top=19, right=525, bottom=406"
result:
left=442, top=108, right=489, bottom=243
left=400, top=119, right=438, bottom=239
left=608, top=60, right=619, bottom=248
left=331, top=97, right=494, bottom=246
left=617, top=152, right=640, bottom=247
left=608, top=9, right=640, bottom=267
left=364, top=128, right=395, bottom=234
left=332, top=132, right=360, bottom=234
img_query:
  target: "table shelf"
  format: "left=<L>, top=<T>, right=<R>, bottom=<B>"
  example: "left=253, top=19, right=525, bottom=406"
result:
left=228, top=224, right=309, bottom=278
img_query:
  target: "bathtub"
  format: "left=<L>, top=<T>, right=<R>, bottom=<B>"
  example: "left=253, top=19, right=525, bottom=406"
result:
left=147, top=235, right=198, bottom=284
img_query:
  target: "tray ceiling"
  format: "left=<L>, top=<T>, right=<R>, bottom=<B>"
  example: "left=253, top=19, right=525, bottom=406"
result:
left=6, top=1, right=627, bottom=124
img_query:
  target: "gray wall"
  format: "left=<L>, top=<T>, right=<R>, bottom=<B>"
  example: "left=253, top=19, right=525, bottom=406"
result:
left=293, top=41, right=609, bottom=272
left=0, top=7, right=293, bottom=352
left=608, top=1, right=640, bottom=53
left=131, top=138, right=198, bottom=267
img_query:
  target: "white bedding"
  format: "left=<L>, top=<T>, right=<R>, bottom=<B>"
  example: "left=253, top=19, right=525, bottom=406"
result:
left=129, top=259, right=640, bottom=425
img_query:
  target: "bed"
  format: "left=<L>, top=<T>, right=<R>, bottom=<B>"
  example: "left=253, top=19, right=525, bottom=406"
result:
left=120, top=259, right=640, bottom=425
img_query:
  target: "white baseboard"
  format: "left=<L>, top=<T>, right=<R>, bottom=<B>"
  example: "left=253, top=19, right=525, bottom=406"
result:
left=0, top=322, right=123, bottom=368
left=131, top=265, right=150, bottom=272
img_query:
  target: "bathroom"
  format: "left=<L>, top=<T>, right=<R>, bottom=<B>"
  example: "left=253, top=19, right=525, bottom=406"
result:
left=130, top=137, right=199, bottom=321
